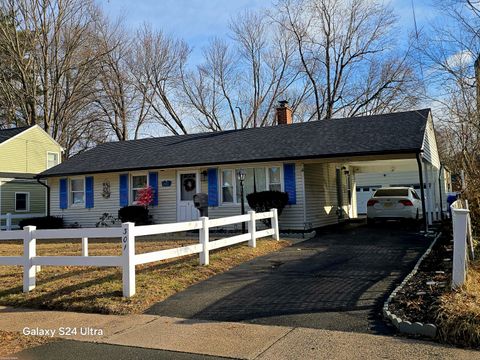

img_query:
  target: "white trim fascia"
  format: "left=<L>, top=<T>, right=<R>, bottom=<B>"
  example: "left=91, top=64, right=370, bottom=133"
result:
left=0, top=125, right=64, bottom=151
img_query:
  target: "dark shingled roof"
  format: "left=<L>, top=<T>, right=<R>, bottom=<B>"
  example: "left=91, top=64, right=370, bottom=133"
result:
left=0, top=126, right=32, bottom=144
left=40, top=109, right=431, bottom=177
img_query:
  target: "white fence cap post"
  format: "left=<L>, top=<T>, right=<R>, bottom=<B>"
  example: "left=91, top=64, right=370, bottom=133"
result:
left=270, top=208, right=280, bottom=241
left=23, top=225, right=37, bottom=292
left=248, top=211, right=256, bottom=248
left=122, top=222, right=136, bottom=297
left=200, top=217, right=209, bottom=266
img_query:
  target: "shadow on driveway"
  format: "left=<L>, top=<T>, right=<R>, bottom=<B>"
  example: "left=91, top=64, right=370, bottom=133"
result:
left=146, top=222, right=429, bottom=335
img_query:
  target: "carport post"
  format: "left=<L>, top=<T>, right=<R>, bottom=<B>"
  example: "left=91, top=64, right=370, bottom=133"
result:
left=416, top=153, right=428, bottom=231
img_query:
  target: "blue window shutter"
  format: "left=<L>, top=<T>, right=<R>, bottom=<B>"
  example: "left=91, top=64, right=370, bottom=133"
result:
left=59, top=178, right=68, bottom=209
left=119, top=174, right=129, bottom=207
left=85, top=176, right=94, bottom=209
left=283, top=163, right=296, bottom=205
left=207, top=168, right=218, bottom=207
left=149, top=172, right=159, bottom=206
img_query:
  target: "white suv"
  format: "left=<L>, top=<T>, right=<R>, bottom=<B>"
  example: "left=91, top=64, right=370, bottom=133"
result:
left=367, top=187, right=422, bottom=224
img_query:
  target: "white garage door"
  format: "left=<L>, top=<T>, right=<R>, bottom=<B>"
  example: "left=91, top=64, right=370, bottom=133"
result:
left=356, top=186, right=381, bottom=214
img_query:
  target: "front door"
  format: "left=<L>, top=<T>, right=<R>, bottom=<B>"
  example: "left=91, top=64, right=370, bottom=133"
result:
left=177, top=171, right=200, bottom=222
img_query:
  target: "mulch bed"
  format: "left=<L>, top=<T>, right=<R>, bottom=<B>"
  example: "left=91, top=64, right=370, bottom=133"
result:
left=389, top=231, right=452, bottom=324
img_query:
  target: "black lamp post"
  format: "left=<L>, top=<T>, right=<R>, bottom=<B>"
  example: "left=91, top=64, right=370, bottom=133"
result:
left=238, top=169, right=247, bottom=233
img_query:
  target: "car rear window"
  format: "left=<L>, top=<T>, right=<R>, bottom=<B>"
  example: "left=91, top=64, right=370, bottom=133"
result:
left=374, top=189, right=409, bottom=197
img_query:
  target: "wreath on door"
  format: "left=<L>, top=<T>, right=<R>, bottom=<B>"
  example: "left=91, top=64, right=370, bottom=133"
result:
left=183, top=178, right=195, bottom=192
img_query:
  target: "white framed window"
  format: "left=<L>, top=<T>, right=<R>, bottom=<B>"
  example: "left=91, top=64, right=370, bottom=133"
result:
left=15, top=192, right=29, bottom=212
left=221, top=169, right=234, bottom=203
left=220, top=165, right=283, bottom=205
left=267, top=166, right=282, bottom=191
left=131, top=174, right=148, bottom=204
left=236, top=168, right=266, bottom=203
left=47, top=152, right=60, bottom=169
left=70, top=178, right=85, bottom=206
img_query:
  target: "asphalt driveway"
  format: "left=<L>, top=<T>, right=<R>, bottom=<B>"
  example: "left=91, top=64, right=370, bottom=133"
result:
left=146, top=223, right=429, bottom=334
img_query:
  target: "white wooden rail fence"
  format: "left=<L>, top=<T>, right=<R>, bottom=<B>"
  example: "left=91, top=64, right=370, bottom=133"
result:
left=0, top=209, right=279, bottom=297
left=451, top=200, right=474, bottom=288
left=1, top=213, right=45, bottom=231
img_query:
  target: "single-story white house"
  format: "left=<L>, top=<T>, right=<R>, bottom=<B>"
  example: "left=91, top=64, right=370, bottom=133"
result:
left=38, top=105, right=445, bottom=231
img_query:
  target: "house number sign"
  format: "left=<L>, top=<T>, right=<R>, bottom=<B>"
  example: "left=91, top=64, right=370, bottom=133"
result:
left=123, top=227, right=127, bottom=251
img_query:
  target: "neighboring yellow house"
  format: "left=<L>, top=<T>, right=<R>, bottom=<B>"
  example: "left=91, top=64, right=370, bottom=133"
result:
left=0, top=125, right=63, bottom=229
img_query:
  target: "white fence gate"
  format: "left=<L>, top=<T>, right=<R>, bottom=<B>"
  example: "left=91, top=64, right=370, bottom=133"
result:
left=451, top=200, right=474, bottom=288
left=0, top=209, right=279, bottom=297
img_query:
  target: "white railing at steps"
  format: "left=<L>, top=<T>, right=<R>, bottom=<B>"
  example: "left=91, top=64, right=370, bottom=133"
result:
left=451, top=200, right=474, bottom=288
left=0, top=209, right=280, bottom=297
left=0, top=213, right=45, bottom=231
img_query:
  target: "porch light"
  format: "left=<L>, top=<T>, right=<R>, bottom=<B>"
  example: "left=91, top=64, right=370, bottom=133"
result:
left=237, top=169, right=246, bottom=182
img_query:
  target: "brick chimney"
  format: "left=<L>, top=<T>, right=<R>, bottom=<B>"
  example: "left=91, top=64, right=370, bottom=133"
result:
left=276, top=100, right=292, bottom=125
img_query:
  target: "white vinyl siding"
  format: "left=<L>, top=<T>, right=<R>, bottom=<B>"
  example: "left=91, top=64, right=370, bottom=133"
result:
left=51, top=170, right=177, bottom=228
left=200, top=162, right=306, bottom=230
left=303, top=163, right=340, bottom=229
left=421, top=116, right=441, bottom=169
left=49, top=162, right=308, bottom=230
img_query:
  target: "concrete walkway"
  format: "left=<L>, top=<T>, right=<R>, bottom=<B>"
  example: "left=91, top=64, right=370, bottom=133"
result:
left=2, top=306, right=478, bottom=360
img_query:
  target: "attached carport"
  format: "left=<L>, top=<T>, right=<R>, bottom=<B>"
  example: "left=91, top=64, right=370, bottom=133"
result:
left=344, top=152, right=443, bottom=229
left=303, top=109, right=446, bottom=228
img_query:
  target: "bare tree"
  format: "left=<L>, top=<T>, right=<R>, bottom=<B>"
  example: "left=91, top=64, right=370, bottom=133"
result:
left=0, top=0, right=109, bottom=156
left=418, top=0, right=480, bottom=226
left=274, top=0, right=420, bottom=120
left=182, top=9, right=300, bottom=131
left=93, top=18, right=151, bottom=141
left=135, top=25, right=191, bottom=135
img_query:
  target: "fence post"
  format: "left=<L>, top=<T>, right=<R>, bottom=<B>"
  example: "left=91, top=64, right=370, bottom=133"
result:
left=200, top=217, right=209, bottom=265
left=82, top=237, right=88, bottom=256
left=452, top=209, right=468, bottom=288
left=23, top=226, right=36, bottom=292
left=122, top=222, right=136, bottom=297
left=248, top=211, right=256, bottom=248
left=271, top=208, right=280, bottom=241
left=6, top=213, right=12, bottom=231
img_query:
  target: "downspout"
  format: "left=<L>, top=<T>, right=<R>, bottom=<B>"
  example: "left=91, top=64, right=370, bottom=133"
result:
left=438, top=164, right=444, bottom=221
left=36, top=177, right=50, bottom=217
left=416, top=152, right=428, bottom=231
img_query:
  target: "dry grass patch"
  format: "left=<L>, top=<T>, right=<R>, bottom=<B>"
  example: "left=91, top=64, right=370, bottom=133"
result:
left=0, top=330, right=55, bottom=357
left=0, top=237, right=290, bottom=314
left=436, top=260, right=480, bottom=348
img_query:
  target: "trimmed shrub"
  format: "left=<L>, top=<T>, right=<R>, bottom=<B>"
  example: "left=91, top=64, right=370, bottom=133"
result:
left=18, top=216, right=64, bottom=229
left=118, top=205, right=150, bottom=225
left=246, top=191, right=289, bottom=226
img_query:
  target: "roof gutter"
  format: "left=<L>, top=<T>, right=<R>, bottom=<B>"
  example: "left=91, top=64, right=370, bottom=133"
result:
left=36, top=177, right=50, bottom=217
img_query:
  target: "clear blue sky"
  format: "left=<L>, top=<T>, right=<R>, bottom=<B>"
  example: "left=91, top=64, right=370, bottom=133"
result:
left=98, top=0, right=440, bottom=63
